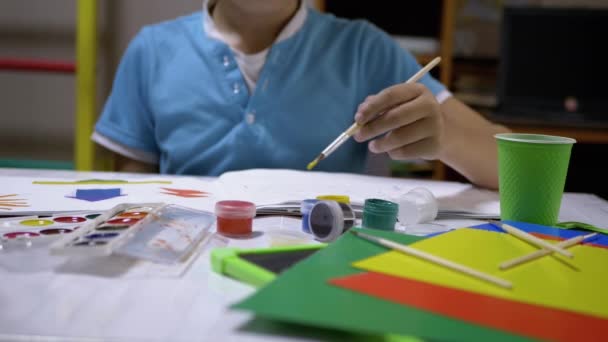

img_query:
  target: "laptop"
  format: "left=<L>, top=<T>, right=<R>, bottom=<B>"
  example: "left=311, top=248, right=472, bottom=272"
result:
left=491, top=7, right=608, bottom=128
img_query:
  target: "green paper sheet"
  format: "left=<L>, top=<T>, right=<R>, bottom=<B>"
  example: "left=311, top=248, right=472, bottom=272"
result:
left=354, top=228, right=608, bottom=319
left=232, top=228, right=533, bottom=341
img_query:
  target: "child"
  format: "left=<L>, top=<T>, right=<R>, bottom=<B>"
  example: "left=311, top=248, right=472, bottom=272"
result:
left=92, top=0, right=509, bottom=189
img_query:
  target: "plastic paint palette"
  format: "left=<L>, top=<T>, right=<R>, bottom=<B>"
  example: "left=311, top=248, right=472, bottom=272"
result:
left=50, top=203, right=163, bottom=257
left=0, top=211, right=103, bottom=242
left=50, top=203, right=216, bottom=264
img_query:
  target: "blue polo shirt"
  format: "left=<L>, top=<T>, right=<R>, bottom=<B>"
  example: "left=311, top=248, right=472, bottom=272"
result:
left=94, top=8, right=447, bottom=176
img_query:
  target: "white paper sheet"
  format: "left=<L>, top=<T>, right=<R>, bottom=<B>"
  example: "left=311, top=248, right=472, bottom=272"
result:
left=216, top=168, right=474, bottom=205
left=0, top=175, right=218, bottom=214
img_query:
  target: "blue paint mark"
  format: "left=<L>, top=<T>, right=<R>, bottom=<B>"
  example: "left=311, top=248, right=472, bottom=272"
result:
left=67, top=188, right=124, bottom=202
left=428, top=221, right=608, bottom=247
left=85, top=232, right=119, bottom=239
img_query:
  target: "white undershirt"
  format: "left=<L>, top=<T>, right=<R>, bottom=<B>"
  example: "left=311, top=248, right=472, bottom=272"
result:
left=202, top=0, right=308, bottom=92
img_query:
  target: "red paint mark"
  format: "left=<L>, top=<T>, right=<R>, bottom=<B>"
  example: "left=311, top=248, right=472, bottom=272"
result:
left=54, top=216, right=87, bottom=223
left=3, top=231, right=40, bottom=239
left=107, top=217, right=141, bottom=225
left=330, top=272, right=608, bottom=342
left=160, top=187, right=209, bottom=198
left=40, top=228, right=73, bottom=235
left=151, top=239, right=175, bottom=253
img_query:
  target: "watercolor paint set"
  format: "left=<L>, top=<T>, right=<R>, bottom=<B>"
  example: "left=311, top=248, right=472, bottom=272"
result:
left=1, top=211, right=103, bottom=242
left=50, top=203, right=215, bottom=264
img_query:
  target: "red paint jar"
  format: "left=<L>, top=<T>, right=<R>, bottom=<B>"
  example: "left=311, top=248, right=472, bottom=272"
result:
left=215, top=200, right=256, bottom=237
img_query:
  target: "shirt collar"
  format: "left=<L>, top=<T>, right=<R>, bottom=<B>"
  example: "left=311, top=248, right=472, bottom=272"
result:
left=202, top=0, right=307, bottom=48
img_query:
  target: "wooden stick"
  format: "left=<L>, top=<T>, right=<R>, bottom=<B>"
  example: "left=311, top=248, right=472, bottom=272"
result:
left=489, top=220, right=573, bottom=258
left=351, top=231, right=512, bottom=289
left=0, top=203, right=29, bottom=207
left=500, top=233, right=596, bottom=270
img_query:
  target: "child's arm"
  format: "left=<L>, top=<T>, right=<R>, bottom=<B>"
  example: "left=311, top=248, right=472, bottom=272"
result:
left=436, top=97, right=510, bottom=189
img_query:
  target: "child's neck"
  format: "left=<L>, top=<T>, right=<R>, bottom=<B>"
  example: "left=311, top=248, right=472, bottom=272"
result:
left=211, top=0, right=299, bottom=54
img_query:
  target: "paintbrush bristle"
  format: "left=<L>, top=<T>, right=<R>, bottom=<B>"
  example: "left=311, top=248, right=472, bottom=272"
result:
left=306, top=154, right=324, bottom=170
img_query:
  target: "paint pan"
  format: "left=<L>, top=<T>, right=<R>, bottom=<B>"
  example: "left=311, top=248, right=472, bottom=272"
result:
left=0, top=211, right=103, bottom=244
left=0, top=211, right=102, bottom=272
left=50, top=203, right=164, bottom=257
left=51, top=203, right=215, bottom=264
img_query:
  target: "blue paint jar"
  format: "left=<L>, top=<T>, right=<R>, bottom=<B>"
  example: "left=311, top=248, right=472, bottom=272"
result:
left=300, top=199, right=319, bottom=233
left=362, top=198, right=399, bottom=231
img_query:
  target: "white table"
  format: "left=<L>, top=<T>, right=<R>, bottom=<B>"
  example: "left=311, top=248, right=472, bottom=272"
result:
left=1, top=168, right=606, bottom=342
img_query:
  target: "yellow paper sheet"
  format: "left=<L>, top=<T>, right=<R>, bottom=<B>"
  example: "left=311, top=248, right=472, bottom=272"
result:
left=354, top=228, right=608, bottom=319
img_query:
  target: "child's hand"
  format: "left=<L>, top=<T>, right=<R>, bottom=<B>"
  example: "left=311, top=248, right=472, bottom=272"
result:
left=353, top=83, right=445, bottom=160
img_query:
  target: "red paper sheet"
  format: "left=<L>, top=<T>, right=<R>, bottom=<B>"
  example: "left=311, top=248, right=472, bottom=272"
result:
left=330, top=272, right=607, bottom=342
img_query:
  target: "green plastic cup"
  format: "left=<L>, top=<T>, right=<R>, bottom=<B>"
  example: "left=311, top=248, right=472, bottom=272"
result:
left=495, top=133, right=576, bottom=226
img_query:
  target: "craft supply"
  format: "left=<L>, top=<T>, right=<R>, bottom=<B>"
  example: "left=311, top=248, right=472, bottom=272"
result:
left=233, top=228, right=523, bottom=341
left=354, top=228, right=608, bottom=319
left=308, top=200, right=355, bottom=242
left=50, top=203, right=159, bottom=255
left=555, top=221, right=608, bottom=235
left=500, top=233, right=597, bottom=270
left=256, top=200, right=364, bottom=219
left=1, top=211, right=102, bottom=243
left=362, top=198, right=398, bottom=231
left=1, top=175, right=216, bottom=215
left=467, top=220, right=608, bottom=248
left=50, top=203, right=215, bottom=264
left=50, top=203, right=162, bottom=256
left=307, top=57, right=441, bottom=170
left=215, top=200, right=256, bottom=237
left=394, top=187, right=438, bottom=225
left=488, top=220, right=572, bottom=258
left=300, top=199, right=318, bottom=233
left=211, top=244, right=325, bottom=287
left=315, top=195, right=350, bottom=204
left=114, top=204, right=215, bottom=264
left=331, top=271, right=607, bottom=342
left=351, top=230, right=512, bottom=289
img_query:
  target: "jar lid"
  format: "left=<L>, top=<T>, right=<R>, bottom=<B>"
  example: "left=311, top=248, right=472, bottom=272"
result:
left=316, top=195, right=350, bottom=204
left=309, top=200, right=344, bottom=243
left=215, top=200, right=256, bottom=218
left=300, top=199, right=319, bottom=212
left=364, top=198, right=398, bottom=215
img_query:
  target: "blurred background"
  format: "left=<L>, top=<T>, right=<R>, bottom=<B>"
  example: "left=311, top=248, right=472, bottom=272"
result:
left=1, top=0, right=606, bottom=198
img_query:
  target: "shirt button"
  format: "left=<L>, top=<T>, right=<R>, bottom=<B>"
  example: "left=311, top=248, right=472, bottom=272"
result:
left=245, top=112, right=255, bottom=124
left=223, top=55, right=230, bottom=67
left=232, top=83, right=240, bottom=94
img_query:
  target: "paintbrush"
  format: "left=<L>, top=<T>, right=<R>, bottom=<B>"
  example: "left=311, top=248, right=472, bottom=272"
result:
left=307, top=56, right=441, bottom=170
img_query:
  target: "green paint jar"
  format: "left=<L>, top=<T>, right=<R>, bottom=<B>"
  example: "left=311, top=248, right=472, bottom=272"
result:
left=362, top=198, right=398, bottom=231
